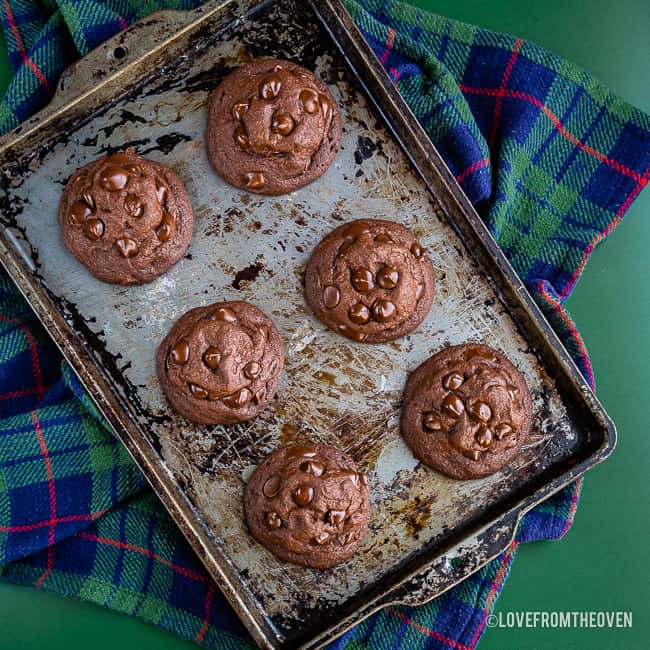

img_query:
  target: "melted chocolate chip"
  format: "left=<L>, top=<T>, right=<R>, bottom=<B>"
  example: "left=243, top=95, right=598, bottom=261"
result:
left=222, top=387, right=252, bottom=408
left=314, top=531, right=331, bottom=545
left=351, top=268, right=374, bottom=294
left=232, top=101, right=249, bottom=121
left=271, top=112, right=295, bottom=136
left=377, top=266, right=399, bottom=289
left=203, top=347, right=221, bottom=369
left=83, top=217, right=104, bottom=240
left=101, top=166, right=129, bottom=191
left=155, top=180, right=167, bottom=204
left=189, top=383, right=209, bottom=399
left=374, top=233, right=392, bottom=243
left=442, top=372, right=464, bottom=390
left=410, top=242, right=424, bottom=258
left=442, top=393, right=465, bottom=417
left=318, top=94, right=333, bottom=122
left=348, top=302, right=370, bottom=325
left=371, top=298, right=396, bottom=322
left=494, top=423, right=513, bottom=440
left=300, top=460, right=324, bottom=477
left=263, top=475, right=281, bottom=498
left=422, top=412, right=442, bottom=431
left=81, top=192, right=95, bottom=209
left=245, top=172, right=265, bottom=190
left=293, top=484, right=314, bottom=506
left=211, top=307, right=237, bottom=322
left=156, top=211, right=175, bottom=242
left=243, top=361, right=261, bottom=379
left=234, top=123, right=249, bottom=149
left=69, top=200, right=92, bottom=225
left=327, top=510, right=346, bottom=525
left=170, top=339, right=190, bottom=365
left=299, top=88, right=319, bottom=113
left=471, top=401, right=492, bottom=422
left=337, top=324, right=366, bottom=341
left=285, top=445, right=317, bottom=460
left=115, top=237, right=139, bottom=258
left=259, top=74, right=282, bottom=99
left=323, top=285, right=340, bottom=309
left=266, top=512, right=282, bottom=528
left=476, top=424, right=493, bottom=448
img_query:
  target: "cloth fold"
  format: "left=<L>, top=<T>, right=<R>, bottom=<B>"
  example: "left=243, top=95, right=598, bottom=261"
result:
left=0, top=0, right=648, bottom=648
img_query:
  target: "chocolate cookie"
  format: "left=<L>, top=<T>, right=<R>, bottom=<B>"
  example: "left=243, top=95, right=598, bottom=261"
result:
left=245, top=443, right=371, bottom=568
left=156, top=301, right=284, bottom=425
left=59, top=149, right=193, bottom=285
left=206, top=59, right=341, bottom=195
left=401, top=344, right=533, bottom=479
left=304, top=219, right=435, bottom=343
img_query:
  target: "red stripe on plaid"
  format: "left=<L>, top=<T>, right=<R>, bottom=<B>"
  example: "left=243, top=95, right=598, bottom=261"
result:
left=456, top=156, right=490, bottom=183
left=558, top=168, right=649, bottom=299
left=380, top=27, right=396, bottom=65
left=489, top=38, right=523, bottom=149
left=469, top=540, right=519, bottom=648
left=195, top=581, right=216, bottom=643
left=2, top=0, right=50, bottom=90
left=117, top=16, right=128, bottom=30
left=0, top=510, right=107, bottom=533
left=77, top=532, right=210, bottom=583
left=387, top=607, right=472, bottom=650
left=0, top=312, right=45, bottom=401
left=459, top=85, right=645, bottom=184
left=0, top=384, right=51, bottom=400
left=32, top=409, right=56, bottom=588
left=535, top=280, right=595, bottom=388
left=2, top=0, right=25, bottom=55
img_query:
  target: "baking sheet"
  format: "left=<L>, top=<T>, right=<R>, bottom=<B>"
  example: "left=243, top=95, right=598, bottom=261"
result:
left=0, top=0, right=614, bottom=647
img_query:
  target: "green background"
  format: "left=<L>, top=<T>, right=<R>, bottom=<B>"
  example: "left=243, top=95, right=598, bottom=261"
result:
left=0, top=0, right=648, bottom=648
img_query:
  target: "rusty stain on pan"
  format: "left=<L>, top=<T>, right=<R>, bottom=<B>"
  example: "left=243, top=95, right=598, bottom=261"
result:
left=0, top=0, right=615, bottom=647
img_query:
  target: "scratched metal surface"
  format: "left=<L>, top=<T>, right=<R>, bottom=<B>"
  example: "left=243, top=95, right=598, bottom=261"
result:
left=0, top=0, right=589, bottom=644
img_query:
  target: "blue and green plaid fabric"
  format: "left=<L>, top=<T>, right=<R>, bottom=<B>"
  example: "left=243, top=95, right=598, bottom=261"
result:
left=0, top=0, right=648, bottom=648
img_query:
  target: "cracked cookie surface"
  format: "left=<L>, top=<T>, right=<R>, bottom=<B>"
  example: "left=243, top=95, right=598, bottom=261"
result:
left=156, top=301, right=284, bottom=425
left=401, top=343, right=533, bottom=479
left=59, top=148, right=193, bottom=285
left=206, top=59, right=341, bottom=195
left=245, top=443, right=371, bottom=568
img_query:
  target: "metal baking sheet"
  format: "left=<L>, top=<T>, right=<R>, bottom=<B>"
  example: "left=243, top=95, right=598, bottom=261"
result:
left=0, top=0, right=615, bottom=647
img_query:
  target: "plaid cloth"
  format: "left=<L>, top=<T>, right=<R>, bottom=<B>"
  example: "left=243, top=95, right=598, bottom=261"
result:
left=0, top=0, right=648, bottom=648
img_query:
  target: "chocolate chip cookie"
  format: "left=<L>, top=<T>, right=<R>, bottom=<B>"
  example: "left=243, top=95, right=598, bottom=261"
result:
left=304, top=219, right=435, bottom=343
left=245, top=443, right=371, bottom=568
left=156, top=301, right=284, bottom=425
left=59, top=148, right=193, bottom=285
left=401, top=344, right=533, bottom=479
left=206, top=59, right=341, bottom=195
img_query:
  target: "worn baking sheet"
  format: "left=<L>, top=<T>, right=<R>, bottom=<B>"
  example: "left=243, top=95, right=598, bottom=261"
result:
left=0, top=0, right=614, bottom=647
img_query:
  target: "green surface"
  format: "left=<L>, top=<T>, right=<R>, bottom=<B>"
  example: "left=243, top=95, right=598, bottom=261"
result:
left=0, top=1, right=648, bottom=648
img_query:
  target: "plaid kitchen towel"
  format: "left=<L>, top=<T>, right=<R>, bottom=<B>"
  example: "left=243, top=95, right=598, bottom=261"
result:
left=0, top=0, right=649, bottom=648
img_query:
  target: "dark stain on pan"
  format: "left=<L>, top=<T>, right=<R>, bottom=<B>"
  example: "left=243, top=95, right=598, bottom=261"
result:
left=232, top=261, right=263, bottom=289
left=354, top=135, right=382, bottom=164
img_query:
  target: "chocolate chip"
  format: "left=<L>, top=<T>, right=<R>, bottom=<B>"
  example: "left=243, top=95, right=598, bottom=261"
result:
left=266, top=512, right=282, bottom=529
left=422, top=412, right=442, bottom=431
left=259, top=74, right=282, bottom=99
left=300, top=460, right=324, bottom=476
left=69, top=200, right=92, bottom=225
left=222, top=387, right=252, bottom=408
left=293, top=484, right=314, bottom=506
left=211, top=307, right=237, bottom=322
left=351, top=268, right=374, bottom=294
left=101, top=166, right=128, bottom=191
left=234, top=123, right=249, bottom=149
left=476, top=424, right=493, bottom=448
left=203, top=346, right=221, bottom=369
left=442, top=393, right=465, bottom=417
left=245, top=172, right=265, bottom=189
left=115, top=237, right=139, bottom=258
left=348, top=302, right=370, bottom=325
left=371, top=298, right=396, bottom=322
left=262, top=475, right=281, bottom=498
left=299, top=88, right=319, bottom=113
left=243, top=361, right=261, bottom=379
left=327, top=510, right=346, bottom=525
left=410, top=242, right=424, bottom=258
left=83, top=217, right=104, bottom=240
left=271, top=112, right=295, bottom=136
left=156, top=211, right=175, bottom=242
left=377, top=266, right=399, bottom=289
left=232, top=101, right=249, bottom=121
left=471, top=401, right=492, bottom=422
left=323, top=285, right=340, bottom=309
left=189, top=383, right=209, bottom=399
left=124, top=194, right=144, bottom=218
left=442, top=372, right=464, bottom=390
left=170, top=339, right=190, bottom=365
left=494, top=423, right=513, bottom=440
